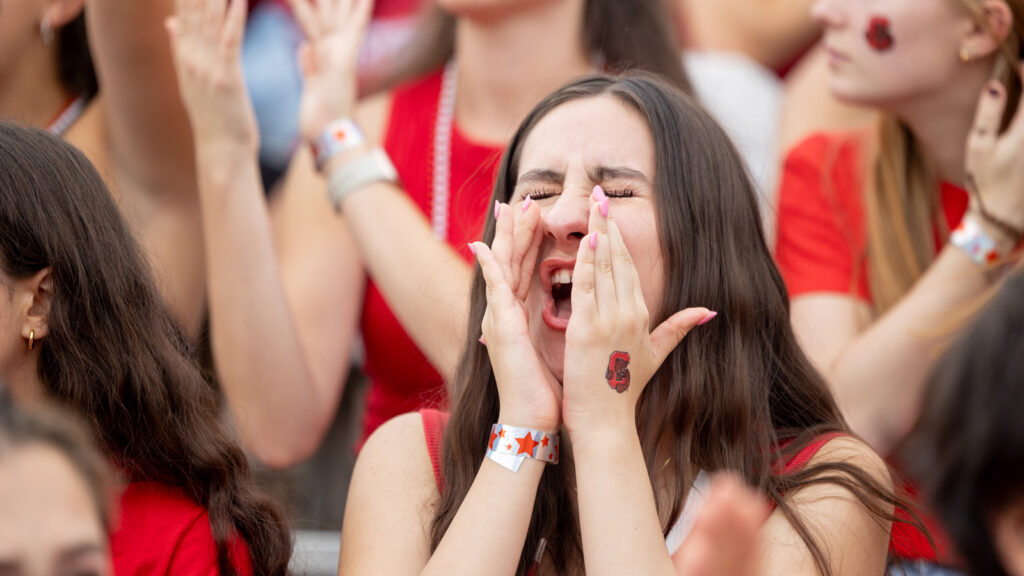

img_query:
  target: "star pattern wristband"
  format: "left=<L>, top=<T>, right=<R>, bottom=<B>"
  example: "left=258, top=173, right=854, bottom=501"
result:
left=312, top=118, right=365, bottom=172
left=485, top=423, right=559, bottom=472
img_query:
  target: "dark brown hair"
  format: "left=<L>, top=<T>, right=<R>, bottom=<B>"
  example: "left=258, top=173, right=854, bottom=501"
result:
left=0, top=123, right=290, bottom=575
left=387, top=0, right=691, bottom=94
left=0, top=387, right=113, bottom=535
left=432, top=74, right=921, bottom=574
left=906, top=265, right=1024, bottom=576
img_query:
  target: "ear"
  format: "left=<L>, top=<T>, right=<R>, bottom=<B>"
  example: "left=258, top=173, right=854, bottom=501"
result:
left=962, top=0, right=1014, bottom=61
left=994, top=499, right=1024, bottom=576
left=42, top=0, right=86, bottom=31
left=15, top=268, right=54, bottom=343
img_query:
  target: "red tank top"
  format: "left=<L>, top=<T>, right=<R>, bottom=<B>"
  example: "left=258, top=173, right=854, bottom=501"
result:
left=359, top=70, right=504, bottom=443
left=419, top=410, right=937, bottom=561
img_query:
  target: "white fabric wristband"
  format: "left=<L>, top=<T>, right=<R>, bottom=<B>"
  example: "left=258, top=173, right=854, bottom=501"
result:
left=485, top=423, right=559, bottom=472
left=325, top=147, right=399, bottom=210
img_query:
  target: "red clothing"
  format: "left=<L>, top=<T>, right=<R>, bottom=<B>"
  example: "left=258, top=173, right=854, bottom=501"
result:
left=775, top=133, right=968, bottom=304
left=360, top=70, right=504, bottom=442
left=112, top=482, right=252, bottom=576
left=774, top=132, right=962, bottom=562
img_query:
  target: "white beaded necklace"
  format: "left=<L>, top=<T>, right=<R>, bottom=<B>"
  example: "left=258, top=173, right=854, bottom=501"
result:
left=46, top=96, right=87, bottom=137
left=430, top=60, right=458, bottom=241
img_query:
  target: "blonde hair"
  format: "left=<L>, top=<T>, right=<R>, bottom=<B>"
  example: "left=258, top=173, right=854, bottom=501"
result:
left=865, top=0, right=1024, bottom=311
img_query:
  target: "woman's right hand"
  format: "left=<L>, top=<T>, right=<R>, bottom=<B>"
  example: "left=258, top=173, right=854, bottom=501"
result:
left=286, top=0, right=373, bottom=142
left=965, top=66, right=1024, bottom=237
left=470, top=199, right=561, bottom=432
left=167, top=0, right=258, bottom=156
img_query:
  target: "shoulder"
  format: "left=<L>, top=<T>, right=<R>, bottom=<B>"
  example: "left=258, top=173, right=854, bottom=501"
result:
left=805, top=435, right=891, bottom=488
left=355, top=411, right=439, bottom=493
left=112, top=482, right=232, bottom=575
left=761, top=435, right=892, bottom=575
left=339, top=412, right=439, bottom=573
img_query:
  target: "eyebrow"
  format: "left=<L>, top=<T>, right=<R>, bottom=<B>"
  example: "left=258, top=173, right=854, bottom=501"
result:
left=516, top=166, right=650, bottom=187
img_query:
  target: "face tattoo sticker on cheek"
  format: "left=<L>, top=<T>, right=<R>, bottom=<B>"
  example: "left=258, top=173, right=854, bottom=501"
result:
left=866, top=16, right=895, bottom=52
left=606, top=351, right=631, bottom=393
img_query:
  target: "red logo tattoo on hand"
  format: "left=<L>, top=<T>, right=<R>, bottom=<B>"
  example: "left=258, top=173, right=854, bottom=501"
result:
left=605, top=351, right=631, bottom=393
left=866, top=17, right=894, bottom=52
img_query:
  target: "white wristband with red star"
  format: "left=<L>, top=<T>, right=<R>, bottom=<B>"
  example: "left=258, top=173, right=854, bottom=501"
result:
left=485, top=423, right=559, bottom=472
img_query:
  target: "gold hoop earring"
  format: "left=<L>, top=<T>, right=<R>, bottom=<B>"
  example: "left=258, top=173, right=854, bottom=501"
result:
left=27, top=330, right=35, bottom=351
left=960, top=46, right=972, bottom=63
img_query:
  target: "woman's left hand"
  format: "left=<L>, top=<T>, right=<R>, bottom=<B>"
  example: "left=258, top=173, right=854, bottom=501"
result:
left=286, top=0, right=373, bottom=141
left=561, top=187, right=714, bottom=436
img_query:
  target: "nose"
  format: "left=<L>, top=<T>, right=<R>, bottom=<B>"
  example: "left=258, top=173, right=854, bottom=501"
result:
left=541, top=188, right=589, bottom=248
left=811, top=0, right=845, bottom=28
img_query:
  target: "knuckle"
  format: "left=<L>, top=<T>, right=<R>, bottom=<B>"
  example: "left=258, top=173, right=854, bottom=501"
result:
left=577, top=279, right=595, bottom=295
left=596, top=257, right=613, bottom=275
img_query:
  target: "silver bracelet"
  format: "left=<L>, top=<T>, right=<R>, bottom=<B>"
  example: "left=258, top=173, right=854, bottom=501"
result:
left=325, top=147, right=399, bottom=211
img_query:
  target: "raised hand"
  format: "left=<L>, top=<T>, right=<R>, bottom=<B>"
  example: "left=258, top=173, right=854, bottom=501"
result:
left=470, top=198, right=559, bottom=431
left=964, top=65, right=1024, bottom=243
left=167, top=0, right=258, bottom=155
left=672, top=473, right=768, bottom=576
left=561, top=186, right=714, bottom=435
left=286, top=0, right=373, bottom=141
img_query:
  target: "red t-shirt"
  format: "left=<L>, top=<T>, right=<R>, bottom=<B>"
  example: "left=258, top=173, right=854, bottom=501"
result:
left=774, top=133, right=965, bottom=562
left=111, top=482, right=252, bottom=575
left=359, top=69, right=504, bottom=442
left=775, top=133, right=968, bottom=304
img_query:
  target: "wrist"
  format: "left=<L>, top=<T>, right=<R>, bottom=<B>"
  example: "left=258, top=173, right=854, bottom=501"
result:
left=569, top=420, right=640, bottom=458
left=497, top=408, right=560, bottom=434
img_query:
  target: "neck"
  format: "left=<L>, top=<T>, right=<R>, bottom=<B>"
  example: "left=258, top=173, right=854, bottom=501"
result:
left=893, top=64, right=993, bottom=187
left=0, top=42, right=70, bottom=129
left=452, top=0, right=591, bottom=144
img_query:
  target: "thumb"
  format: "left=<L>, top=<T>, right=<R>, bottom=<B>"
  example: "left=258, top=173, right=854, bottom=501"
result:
left=649, top=307, right=715, bottom=366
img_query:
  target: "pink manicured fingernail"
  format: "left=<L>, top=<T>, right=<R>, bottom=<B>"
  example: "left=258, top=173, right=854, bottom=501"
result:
left=589, top=232, right=598, bottom=250
left=468, top=243, right=477, bottom=256
left=478, top=337, right=487, bottom=346
left=593, top=185, right=607, bottom=202
left=698, top=311, right=718, bottom=326
left=522, top=195, right=532, bottom=213
left=599, top=197, right=610, bottom=218
left=494, top=201, right=501, bottom=220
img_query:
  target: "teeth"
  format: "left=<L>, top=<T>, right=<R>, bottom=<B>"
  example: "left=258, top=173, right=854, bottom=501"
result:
left=550, top=269, right=573, bottom=285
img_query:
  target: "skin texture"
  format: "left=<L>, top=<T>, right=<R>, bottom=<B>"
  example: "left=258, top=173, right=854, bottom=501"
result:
left=339, top=95, right=893, bottom=576
left=789, top=0, right=1024, bottom=455
left=0, top=444, right=111, bottom=576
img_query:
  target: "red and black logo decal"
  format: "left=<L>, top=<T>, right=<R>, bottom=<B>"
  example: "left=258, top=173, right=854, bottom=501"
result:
left=865, top=17, right=894, bottom=52
left=605, top=351, right=631, bottom=393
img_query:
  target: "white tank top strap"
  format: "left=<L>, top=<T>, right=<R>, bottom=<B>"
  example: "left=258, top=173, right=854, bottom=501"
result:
left=665, top=470, right=711, bottom=556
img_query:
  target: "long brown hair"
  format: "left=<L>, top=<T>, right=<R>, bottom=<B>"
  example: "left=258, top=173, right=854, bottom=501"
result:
left=865, top=0, right=1024, bottom=311
left=0, top=123, right=291, bottom=575
left=431, top=74, right=920, bottom=575
left=387, top=0, right=691, bottom=94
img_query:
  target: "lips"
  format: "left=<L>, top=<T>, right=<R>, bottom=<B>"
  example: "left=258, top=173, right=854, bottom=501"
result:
left=539, top=258, right=575, bottom=331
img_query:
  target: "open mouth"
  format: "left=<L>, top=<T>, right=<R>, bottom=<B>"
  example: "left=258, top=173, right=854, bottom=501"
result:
left=542, top=265, right=574, bottom=331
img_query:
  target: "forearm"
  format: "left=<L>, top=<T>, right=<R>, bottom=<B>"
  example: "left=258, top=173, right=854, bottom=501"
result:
left=828, top=245, right=992, bottom=454
left=572, top=425, right=675, bottom=576
left=340, top=183, right=473, bottom=382
left=197, top=148, right=333, bottom=466
left=423, top=459, right=545, bottom=576
left=87, top=0, right=196, bottom=195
